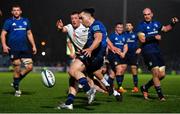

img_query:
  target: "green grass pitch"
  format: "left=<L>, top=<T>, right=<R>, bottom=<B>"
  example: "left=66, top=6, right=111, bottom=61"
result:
left=0, top=72, right=180, bottom=113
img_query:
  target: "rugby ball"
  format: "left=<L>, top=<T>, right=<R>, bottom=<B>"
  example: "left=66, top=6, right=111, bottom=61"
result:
left=41, top=70, right=55, bottom=88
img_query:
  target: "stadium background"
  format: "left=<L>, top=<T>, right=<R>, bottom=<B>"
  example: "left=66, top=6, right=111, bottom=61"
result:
left=0, top=0, right=180, bottom=73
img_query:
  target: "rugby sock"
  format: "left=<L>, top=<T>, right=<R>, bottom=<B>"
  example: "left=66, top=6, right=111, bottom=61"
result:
left=19, top=74, right=26, bottom=81
left=78, top=77, right=90, bottom=92
left=116, top=75, right=124, bottom=88
left=65, top=93, right=75, bottom=105
left=13, top=77, right=20, bottom=90
left=133, top=75, right=138, bottom=87
left=155, top=86, right=164, bottom=99
left=145, top=79, right=153, bottom=90
left=108, top=77, right=114, bottom=87
left=145, top=77, right=165, bottom=90
left=101, top=78, right=110, bottom=86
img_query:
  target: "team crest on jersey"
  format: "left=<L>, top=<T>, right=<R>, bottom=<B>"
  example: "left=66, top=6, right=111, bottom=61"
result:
left=12, top=23, right=16, bottom=26
left=132, top=35, right=135, bottom=38
left=23, top=21, right=27, bottom=25
left=115, top=37, right=118, bottom=40
left=154, top=23, right=158, bottom=28
left=10, top=54, right=14, bottom=59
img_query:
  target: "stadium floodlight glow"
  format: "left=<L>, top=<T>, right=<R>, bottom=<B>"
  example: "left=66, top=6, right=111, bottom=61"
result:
left=41, top=41, right=46, bottom=46
left=41, top=51, right=46, bottom=56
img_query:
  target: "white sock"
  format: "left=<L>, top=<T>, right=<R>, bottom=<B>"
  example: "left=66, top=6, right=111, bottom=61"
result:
left=101, top=78, right=110, bottom=86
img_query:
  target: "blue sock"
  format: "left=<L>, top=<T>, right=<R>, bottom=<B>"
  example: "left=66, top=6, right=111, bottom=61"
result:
left=108, top=77, right=114, bottom=87
left=133, top=75, right=138, bottom=87
left=78, top=77, right=90, bottom=92
left=65, top=94, right=75, bottom=105
left=13, top=77, right=20, bottom=90
left=116, top=75, right=124, bottom=88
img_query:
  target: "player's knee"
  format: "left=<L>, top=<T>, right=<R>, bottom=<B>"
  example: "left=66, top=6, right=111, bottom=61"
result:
left=25, top=64, right=33, bottom=72
left=159, top=66, right=166, bottom=77
left=152, top=67, right=159, bottom=76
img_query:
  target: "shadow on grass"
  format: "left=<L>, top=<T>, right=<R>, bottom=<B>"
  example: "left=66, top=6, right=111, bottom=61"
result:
left=2, top=91, right=36, bottom=95
left=130, top=93, right=157, bottom=99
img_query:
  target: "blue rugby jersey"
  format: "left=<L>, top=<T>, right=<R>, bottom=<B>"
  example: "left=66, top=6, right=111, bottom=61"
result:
left=2, top=17, right=31, bottom=51
left=109, top=32, right=127, bottom=52
left=124, top=31, right=138, bottom=52
left=136, top=20, right=162, bottom=54
left=84, top=20, right=107, bottom=56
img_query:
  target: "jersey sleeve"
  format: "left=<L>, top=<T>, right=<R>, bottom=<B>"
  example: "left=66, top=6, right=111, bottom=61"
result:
left=136, top=23, right=144, bottom=33
left=2, top=19, right=11, bottom=32
left=156, top=21, right=163, bottom=31
left=92, top=24, right=103, bottom=33
left=108, top=34, right=114, bottom=43
left=64, top=24, right=72, bottom=33
left=26, top=18, right=31, bottom=30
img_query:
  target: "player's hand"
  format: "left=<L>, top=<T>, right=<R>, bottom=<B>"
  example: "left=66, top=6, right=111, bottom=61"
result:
left=2, top=45, right=10, bottom=54
left=82, top=48, right=93, bottom=57
left=171, top=17, right=179, bottom=24
left=69, top=53, right=76, bottom=59
left=32, top=46, right=37, bottom=55
left=155, top=34, right=161, bottom=40
left=56, top=19, right=64, bottom=30
left=121, top=52, right=126, bottom=58
left=112, top=46, right=122, bottom=54
left=135, top=48, right=141, bottom=54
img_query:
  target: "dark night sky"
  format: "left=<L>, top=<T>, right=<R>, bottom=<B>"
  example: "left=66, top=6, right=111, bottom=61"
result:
left=0, top=0, right=180, bottom=64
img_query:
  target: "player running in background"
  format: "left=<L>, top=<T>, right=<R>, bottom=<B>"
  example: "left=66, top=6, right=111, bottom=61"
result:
left=1, top=5, right=37, bottom=97
left=137, top=8, right=179, bottom=101
left=107, top=22, right=128, bottom=93
left=124, top=22, right=141, bottom=93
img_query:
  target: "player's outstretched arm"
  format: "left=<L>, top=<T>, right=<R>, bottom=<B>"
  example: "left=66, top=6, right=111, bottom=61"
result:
left=67, top=40, right=76, bottom=59
left=162, top=17, right=179, bottom=32
left=1, top=30, right=10, bottom=54
left=82, top=32, right=102, bottom=57
left=56, top=19, right=68, bottom=33
left=27, top=30, right=37, bottom=55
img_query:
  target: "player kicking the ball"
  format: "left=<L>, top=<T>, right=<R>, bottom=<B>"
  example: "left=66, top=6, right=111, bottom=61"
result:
left=1, top=5, right=37, bottom=97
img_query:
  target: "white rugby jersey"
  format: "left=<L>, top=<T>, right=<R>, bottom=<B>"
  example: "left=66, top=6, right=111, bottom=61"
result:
left=64, top=23, right=88, bottom=51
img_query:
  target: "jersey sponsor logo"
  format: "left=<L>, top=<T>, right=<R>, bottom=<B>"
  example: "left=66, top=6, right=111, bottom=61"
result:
left=127, top=38, right=135, bottom=43
left=82, top=29, right=88, bottom=33
left=93, top=25, right=100, bottom=31
left=147, top=31, right=158, bottom=35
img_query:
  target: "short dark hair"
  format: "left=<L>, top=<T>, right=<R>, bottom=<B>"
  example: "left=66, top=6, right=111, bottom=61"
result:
left=126, top=21, right=133, bottom=25
left=81, top=8, right=95, bottom=17
left=11, top=4, right=21, bottom=10
left=115, top=22, right=123, bottom=27
left=70, top=11, right=79, bottom=16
